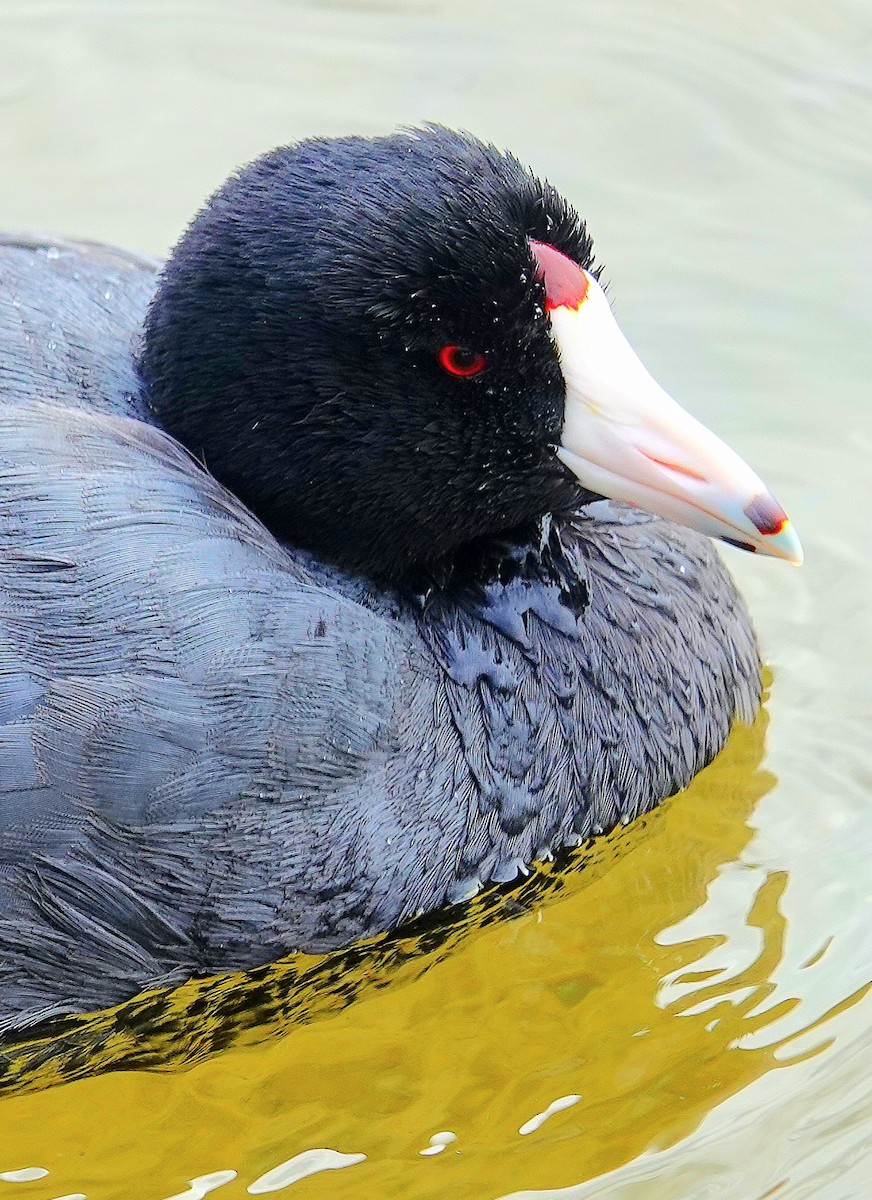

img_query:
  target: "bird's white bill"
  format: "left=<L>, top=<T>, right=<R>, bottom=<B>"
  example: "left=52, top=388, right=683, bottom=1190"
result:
left=551, top=270, right=803, bottom=564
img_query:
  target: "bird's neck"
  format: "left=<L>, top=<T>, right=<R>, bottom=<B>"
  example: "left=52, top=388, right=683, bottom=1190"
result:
left=398, top=513, right=591, bottom=624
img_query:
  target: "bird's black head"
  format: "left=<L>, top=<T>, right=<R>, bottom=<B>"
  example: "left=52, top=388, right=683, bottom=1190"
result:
left=141, top=126, right=803, bottom=577
left=140, top=127, right=596, bottom=580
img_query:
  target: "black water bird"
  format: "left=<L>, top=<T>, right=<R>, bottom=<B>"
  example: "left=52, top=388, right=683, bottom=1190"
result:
left=0, top=127, right=800, bottom=1030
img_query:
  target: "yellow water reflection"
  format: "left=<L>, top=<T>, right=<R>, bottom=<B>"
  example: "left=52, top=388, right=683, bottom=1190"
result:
left=0, top=699, right=841, bottom=1200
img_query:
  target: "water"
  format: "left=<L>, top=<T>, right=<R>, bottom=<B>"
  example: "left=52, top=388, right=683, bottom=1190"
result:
left=0, top=0, right=870, bottom=1196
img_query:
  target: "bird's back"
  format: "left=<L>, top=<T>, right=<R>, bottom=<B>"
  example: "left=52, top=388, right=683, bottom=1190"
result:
left=0, top=239, right=418, bottom=1029
left=0, top=234, right=158, bottom=420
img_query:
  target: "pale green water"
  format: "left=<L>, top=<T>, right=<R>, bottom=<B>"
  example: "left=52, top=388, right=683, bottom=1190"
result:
left=0, top=1, right=870, bottom=1198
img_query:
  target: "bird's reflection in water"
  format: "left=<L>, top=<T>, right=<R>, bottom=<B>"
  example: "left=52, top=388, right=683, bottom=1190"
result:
left=3, top=681, right=850, bottom=1200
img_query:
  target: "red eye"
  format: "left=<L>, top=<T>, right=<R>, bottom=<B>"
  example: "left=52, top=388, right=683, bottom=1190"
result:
left=437, top=344, right=487, bottom=377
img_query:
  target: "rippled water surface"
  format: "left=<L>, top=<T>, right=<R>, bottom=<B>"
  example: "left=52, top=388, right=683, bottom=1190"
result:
left=0, top=1, right=870, bottom=1197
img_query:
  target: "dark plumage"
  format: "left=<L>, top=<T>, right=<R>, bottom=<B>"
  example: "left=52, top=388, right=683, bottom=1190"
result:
left=0, top=129, right=760, bottom=1032
left=142, top=128, right=596, bottom=578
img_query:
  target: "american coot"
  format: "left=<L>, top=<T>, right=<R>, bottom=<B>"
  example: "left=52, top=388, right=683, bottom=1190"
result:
left=0, top=128, right=800, bottom=1030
